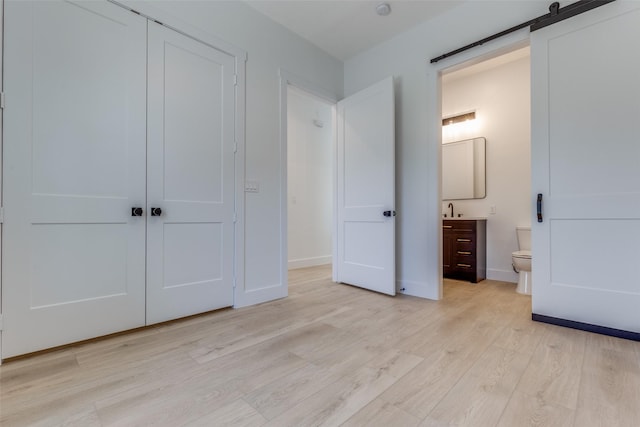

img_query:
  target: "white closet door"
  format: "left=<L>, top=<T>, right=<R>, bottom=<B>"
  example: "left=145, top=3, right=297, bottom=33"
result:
left=146, top=22, right=236, bottom=324
left=531, top=2, right=640, bottom=332
left=2, top=0, right=147, bottom=358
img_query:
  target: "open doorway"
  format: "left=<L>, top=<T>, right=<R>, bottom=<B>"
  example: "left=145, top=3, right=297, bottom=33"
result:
left=280, top=73, right=396, bottom=296
left=286, top=85, right=334, bottom=271
left=279, top=71, right=338, bottom=291
left=440, top=46, right=531, bottom=295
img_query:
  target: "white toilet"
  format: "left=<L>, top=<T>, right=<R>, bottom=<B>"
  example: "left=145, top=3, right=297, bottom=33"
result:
left=512, top=227, right=532, bottom=295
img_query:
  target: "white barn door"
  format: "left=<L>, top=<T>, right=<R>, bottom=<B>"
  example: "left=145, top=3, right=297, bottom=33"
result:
left=146, top=22, right=236, bottom=324
left=2, top=0, right=147, bottom=358
left=531, top=2, right=640, bottom=333
left=336, top=77, right=396, bottom=295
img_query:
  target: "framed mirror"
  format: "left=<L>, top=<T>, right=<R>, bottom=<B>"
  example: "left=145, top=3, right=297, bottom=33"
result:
left=442, top=137, right=486, bottom=200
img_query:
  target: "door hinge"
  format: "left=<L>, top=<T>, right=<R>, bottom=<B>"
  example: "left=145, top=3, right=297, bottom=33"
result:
left=0, top=314, right=3, bottom=331
left=234, top=142, right=238, bottom=153
left=0, top=207, right=4, bottom=224
left=1, top=92, right=5, bottom=109
left=233, top=74, right=238, bottom=86
left=233, top=212, right=237, bottom=223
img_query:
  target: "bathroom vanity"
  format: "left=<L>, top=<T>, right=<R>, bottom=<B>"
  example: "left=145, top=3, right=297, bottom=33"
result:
left=443, top=219, right=486, bottom=283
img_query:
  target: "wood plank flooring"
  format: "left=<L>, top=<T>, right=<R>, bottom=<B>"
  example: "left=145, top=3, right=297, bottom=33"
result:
left=1, top=265, right=640, bottom=426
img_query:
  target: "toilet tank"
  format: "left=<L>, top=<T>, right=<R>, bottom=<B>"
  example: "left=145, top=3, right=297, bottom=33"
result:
left=516, top=227, right=531, bottom=251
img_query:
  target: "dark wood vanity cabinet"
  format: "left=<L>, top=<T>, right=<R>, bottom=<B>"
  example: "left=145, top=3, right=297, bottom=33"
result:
left=443, top=219, right=486, bottom=283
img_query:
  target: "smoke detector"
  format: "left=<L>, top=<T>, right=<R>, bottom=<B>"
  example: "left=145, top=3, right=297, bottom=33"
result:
left=376, top=3, right=392, bottom=16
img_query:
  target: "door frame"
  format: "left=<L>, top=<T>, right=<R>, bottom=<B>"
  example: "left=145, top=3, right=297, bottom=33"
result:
left=278, top=69, right=338, bottom=292
left=428, top=30, right=531, bottom=300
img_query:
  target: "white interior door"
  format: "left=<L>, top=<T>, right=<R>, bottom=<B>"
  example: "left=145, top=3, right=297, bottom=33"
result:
left=146, top=22, right=236, bottom=324
left=2, top=0, right=147, bottom=358
left=531, top=2, right=640, bottom=332
left=336, top=77, right=396, bottom=295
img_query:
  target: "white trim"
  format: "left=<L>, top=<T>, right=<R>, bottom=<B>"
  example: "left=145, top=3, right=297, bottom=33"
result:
left=427, top=29, right=531, bottom=301
left=288, top=256, right=332, bottom=270
left=278, top=69, right=339, bottom=104
left=232, top=54, right=247, bottom=308
left=279, top=69, right=339, bottom=299
left=279, top=71, right=289, bottom=302
left=331, top=105, right=338, bottom=284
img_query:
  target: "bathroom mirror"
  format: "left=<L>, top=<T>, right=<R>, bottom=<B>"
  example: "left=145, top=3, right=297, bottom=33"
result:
left=442, top=137, right=486, bottom=200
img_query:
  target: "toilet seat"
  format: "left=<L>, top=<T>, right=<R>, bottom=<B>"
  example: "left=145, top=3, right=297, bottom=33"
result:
left=512, top=250, right=531, bottom=259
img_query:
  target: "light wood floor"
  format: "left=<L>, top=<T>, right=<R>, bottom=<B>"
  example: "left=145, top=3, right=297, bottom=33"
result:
left=2, top=265, right=640, bottom=426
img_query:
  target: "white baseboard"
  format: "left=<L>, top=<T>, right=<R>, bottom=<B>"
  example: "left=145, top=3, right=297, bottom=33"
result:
left=288, top=255, right=331, bottom=270
left=487, top=268, right=518, bottom=283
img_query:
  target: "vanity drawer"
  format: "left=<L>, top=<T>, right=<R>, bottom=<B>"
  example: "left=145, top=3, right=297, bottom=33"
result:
left=453, top=249, right=475, bottom=267
left=454, top=262, right=475, bottom=270
left=454, top=236, right=474, bottom=250
left=442, top=219, right=486, bottom=283
left=454, top=248, right=474, bottom=258
left=443, top=220, right=476, bottom=232
left=454, top=236, right=474, bottom=245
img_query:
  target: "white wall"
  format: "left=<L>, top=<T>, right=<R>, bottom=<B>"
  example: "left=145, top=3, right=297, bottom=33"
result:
left=287, top=87, right=333, bottom=269
left=442, top=54, right=531, bottom=282
left=344, top=1, right=543, bottom=298
left=140, top=1, right=343, bottom=306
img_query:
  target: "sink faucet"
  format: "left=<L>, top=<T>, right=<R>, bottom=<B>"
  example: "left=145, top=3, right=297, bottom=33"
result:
left=448, top=202, right=454, bottom=218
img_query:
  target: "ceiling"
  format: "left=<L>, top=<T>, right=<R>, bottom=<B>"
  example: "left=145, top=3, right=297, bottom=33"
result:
left=243, top=0, right=464, bottom=61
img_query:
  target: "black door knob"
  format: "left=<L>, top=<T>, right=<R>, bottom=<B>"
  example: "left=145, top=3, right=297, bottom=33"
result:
left=383, top=210, right=396, bottom=217
left=131, top=207, right=143, bottom=217
left=150, top=207, right=163, bottom=217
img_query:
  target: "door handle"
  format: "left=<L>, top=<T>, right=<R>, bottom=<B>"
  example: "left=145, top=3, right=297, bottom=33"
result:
left=537, top=193, right=543, bottom=223
left=131, top=207, right=143, bottom=217
left=150, top=207, right=163, bottom=217
left=383, top=210, right=396, bottom=217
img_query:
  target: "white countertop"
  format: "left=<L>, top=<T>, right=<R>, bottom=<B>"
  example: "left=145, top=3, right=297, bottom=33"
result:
left=442, top=217, right=488, bottom=221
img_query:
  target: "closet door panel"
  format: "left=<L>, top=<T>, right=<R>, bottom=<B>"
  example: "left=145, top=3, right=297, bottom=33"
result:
left=146, top=22, right=235, bottom=324
left=2, top=0, right=147, bottom=358
left=163, top=42, right=224, bottom=203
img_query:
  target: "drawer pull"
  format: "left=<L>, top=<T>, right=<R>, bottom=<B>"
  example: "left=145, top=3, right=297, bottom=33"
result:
left=443, top=225, right=453, bottom=229
left=457, top=238, right=471, bottom=242
left=457, top=251, right=471, bottom=255
left=457, top=263, right=472, bottom=268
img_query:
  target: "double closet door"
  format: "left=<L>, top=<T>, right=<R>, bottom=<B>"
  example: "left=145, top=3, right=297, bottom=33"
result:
left=2, top=0, right=236, bottom=358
